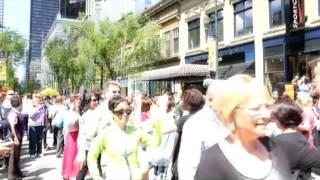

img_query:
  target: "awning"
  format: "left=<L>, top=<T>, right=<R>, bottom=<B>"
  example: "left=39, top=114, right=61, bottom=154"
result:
left=140, top=64, right=209, bottom=80
left=218, top=61, right=255, bottom=79
left=307, top=57, right=320, bottom=68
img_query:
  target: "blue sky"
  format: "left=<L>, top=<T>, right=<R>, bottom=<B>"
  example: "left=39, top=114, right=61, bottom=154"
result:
left=4, top=0, right=30, bottom=40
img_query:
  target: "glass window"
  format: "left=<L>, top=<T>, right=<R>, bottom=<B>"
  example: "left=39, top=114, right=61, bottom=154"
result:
left=173, top=28, right=179, bottom=53
left=269, top=0, right=284, bottom=27
left=188, top=18, right=200, bottom=49
left=164, top=31, right=170, bottom=57
left=234, top=0, right=253, bottom=36
left=208, top=10, right=224, bottom=41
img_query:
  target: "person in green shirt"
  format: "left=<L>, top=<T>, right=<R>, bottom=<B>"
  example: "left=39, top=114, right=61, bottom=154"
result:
left=87, top=96, right=161, bottom=180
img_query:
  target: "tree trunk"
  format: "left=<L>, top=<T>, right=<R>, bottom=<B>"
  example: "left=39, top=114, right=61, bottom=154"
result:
left=5, top=55, right=9, bottom=84
left=100, top=65, right=103, bottom=90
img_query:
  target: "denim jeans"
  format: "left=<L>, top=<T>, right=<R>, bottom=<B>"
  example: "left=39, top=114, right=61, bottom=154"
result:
left=28, top=126, right=44, bottom=155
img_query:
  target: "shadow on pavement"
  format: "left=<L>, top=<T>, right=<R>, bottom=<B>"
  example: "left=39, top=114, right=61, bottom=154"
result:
left=24, top=167, right=56, bottom=179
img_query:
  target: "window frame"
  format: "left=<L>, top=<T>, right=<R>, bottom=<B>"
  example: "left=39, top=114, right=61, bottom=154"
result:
left=269, top=0, right=284, bottom=28
left=164, top=31, right=171, bottom=57
left=173, top=28, right=179, bottom=54
left=208, top=9, right=224, bottom=41
left=188, top=18, right=200, bottom=49
left=234, top=0, right=253, bottom=37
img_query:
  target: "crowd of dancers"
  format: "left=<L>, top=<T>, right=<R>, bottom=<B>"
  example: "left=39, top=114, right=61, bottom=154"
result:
left=1, top=62, right=320, bottom=180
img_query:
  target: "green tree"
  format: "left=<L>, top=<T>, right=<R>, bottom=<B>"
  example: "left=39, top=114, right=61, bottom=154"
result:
left=19, top=79, right=40, bottom=94
left=44, top=38, right=68, bottom=91
left=68, top=14, right=160, bottom=81
left=0, top=29, right=26, bottom=87
left=45, top=23, right=95, bottom=92
left=102, top=14, right=161, bottom=79
left=45, top=14, right=161, bottom=91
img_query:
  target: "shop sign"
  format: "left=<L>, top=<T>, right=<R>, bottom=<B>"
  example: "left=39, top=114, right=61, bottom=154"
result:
left=285, top=0, right=305, bottom=33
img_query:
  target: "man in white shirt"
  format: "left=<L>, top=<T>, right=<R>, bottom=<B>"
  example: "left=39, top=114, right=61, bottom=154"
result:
left=93, top=80, right=121, bottom=137
left=7, top=96, right=25, bottom=179
left=177, top=81, right=229, bottom=179
left=2, top=90, right=15, bottom=120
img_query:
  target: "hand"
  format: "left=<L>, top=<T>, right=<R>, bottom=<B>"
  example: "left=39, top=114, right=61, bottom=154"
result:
left=74, top=153, right=86, bottom=169
left=14, top=139, right=20, bottom=146
left=0, top=141, right=14, bottom=157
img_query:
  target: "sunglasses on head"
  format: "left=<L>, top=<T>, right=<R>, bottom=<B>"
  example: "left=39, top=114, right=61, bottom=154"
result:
left=114, top=108, right=132, bottom=116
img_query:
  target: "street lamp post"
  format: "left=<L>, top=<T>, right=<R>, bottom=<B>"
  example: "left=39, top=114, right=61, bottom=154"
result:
left=208, top=0, right=219, bottom=80
left=214, top=0, right=218, bottom=80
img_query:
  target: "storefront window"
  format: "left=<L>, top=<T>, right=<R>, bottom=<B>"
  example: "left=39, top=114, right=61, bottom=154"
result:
left=208, top=10, right=223, bottom=41
left=269, top=0, right=284, bottom=27
left=188, top=18, right=200, bottom=49
left=234, top=0, right=253, bottom=36
left=173, top=28, right=179, bottom=53
left=264, top=45, right=284, bottom=58
left=265, top=58, right=284, bottom=72
left=264, top=58, right=285, bottom=92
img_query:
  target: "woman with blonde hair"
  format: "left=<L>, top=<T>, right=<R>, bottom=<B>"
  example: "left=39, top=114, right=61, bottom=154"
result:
left=196, top=74, right=291, bottom=179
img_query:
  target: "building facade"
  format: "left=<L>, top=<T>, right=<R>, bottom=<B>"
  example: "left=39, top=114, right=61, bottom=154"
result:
left=0, top=0, right=3, bottom=31
left=129, top=0, right=182, bottom=96
left=61, top=0, right=86, bottom=19
left=86, top=0, right=160, bottom=21
left=129, top=0, right=320, bottom=96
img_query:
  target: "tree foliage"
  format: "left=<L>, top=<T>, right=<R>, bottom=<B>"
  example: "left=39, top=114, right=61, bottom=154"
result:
left=45, top=14, right=161, bottom=92
left=0, top=29, right=26, bottom=87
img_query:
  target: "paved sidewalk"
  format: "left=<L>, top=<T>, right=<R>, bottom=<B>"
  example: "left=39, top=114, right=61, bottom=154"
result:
left=0, top=132, right=63, bottom=180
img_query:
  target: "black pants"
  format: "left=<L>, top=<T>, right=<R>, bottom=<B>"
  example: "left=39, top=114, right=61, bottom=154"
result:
left=76, top=151, right=88, bottom=180
left=56, top=128, right=64, bottom=157
left=76, top=151, right=102, bottom=180
left=43, top=127, right=48, bottom=149
left=53, top=127, right=58, bottom=147
left=8, top=137, right=23, bottom=179
left=29, top=126, right=44, bottom=155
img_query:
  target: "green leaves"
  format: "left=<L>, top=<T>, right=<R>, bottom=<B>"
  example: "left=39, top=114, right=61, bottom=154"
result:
left=0, top=29, right=26, bottom=88
left=45, top=13, right=161, bottom=92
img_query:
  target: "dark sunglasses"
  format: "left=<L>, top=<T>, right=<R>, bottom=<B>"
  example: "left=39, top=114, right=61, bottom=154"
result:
left=114, top=108, right=132, bottom=116
left=111, top=90, right=121, bottom=94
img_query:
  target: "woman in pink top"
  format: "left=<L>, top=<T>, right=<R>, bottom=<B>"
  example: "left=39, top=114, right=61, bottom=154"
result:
left=297, top=95, right=316, bottom=148
left=62, top=95, right=82, bottom=179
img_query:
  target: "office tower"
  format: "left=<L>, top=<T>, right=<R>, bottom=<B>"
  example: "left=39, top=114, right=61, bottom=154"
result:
left=28, top=0, right=59, bottom=80
left=0, top=0, right=3, bottom=31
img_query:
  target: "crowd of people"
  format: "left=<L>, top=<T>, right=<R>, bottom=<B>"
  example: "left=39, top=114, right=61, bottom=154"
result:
left=1, top=62, right=320, bottom=180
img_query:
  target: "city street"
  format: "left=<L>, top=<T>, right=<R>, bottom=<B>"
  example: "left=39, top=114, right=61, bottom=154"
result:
left=0, top=133, right=62, bottom=180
